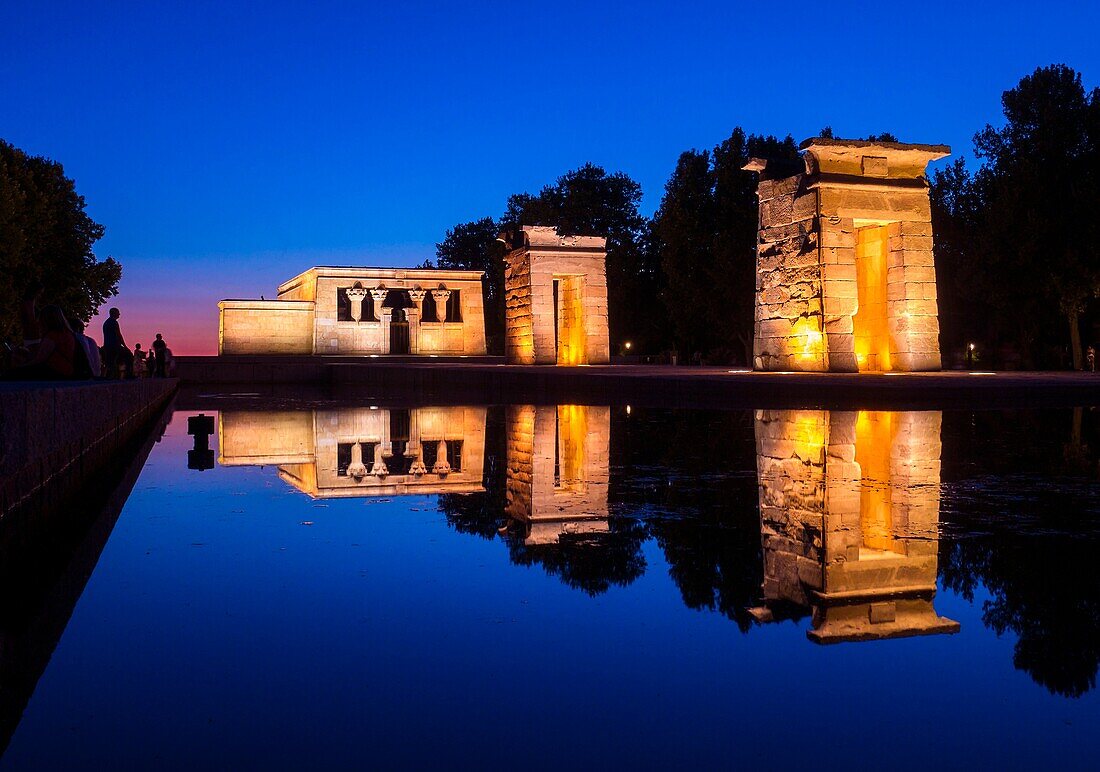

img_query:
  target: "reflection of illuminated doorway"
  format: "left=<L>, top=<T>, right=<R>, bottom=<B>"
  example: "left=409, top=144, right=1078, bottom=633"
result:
left=853, top=224, right=892, bottom=371
left=855, top=410, right=901, bottom=556
left=554, top=405, right=587, bottom=493
left=553, top=276, right=586, bottom=366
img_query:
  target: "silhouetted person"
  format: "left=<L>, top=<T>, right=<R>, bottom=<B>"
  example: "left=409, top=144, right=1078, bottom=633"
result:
left=152, top=333, right=168, bottom=378
left=1088, top=345, right=1096, bottom=373
left=72, top=319, right=103, bottom=378
left=6, top=306, right=78, bottom=380
left=102, top=307, right=134, bottom=378
left=133, top=343, right=147, bottom=377
left=19, top=280, right=43, bottom=350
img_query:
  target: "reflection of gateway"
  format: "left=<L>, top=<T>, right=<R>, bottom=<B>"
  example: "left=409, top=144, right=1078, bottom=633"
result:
left=505, top=405, right=610, bottom=545
left=751, top=410, right=959, bottom=643
left=218, top=407, right=486, bottom=497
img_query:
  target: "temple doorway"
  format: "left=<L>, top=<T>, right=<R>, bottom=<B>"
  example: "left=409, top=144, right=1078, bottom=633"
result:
left=853, top=223, right=893, bottom=371
left=553, top=276, right=586, bottom=365
left=390, top=308, right=410, bottom=354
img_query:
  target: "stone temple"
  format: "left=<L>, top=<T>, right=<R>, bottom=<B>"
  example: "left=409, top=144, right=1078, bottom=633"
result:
left=747, top=138, right=950, bottom=372
left=219, top=267, right=487, bottom=356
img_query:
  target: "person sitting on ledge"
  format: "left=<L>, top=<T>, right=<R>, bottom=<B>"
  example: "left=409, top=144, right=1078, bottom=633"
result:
left=3, top=305, right=81, bottom=380
left=72, top=318, right=103, bottom=378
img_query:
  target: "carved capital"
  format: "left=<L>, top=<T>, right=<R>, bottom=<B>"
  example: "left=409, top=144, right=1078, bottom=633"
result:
left=431, top=289, right=452, bottom=306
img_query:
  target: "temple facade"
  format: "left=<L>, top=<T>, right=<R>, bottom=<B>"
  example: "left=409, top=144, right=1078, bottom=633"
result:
left=747, top=138, right=950, bottom=372
left=218, top=267, right=487, bottom=356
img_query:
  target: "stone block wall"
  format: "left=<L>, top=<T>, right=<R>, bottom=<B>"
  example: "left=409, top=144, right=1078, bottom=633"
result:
left=753, top=176, right=827, bottom=372
left=504, top=249, right=535, bottom=364
left=218, top=300, right=315, bottom=355
left=750, top=139, right=949, bottom=372
left=0, top=380, right=176, bottom=516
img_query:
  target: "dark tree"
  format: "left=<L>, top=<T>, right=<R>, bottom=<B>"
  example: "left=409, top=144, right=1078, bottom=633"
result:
left=501, top=163, right=661, bottom=352
left=651, top=149, right=715, bottom=356
left=431, top=217, right=506, bottom=354
left=0, top=139, right=120, bottom=341
left=651, top=129, right=797, bottom=363
left=968, top=65, right=1100, bottom=368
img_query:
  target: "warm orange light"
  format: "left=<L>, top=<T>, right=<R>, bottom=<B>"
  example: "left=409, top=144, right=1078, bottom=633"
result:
left=853, top=225, right=893, bottom=371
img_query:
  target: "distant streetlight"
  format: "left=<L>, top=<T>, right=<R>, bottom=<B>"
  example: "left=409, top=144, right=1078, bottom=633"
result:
left=967, top=342, right=976, bottom=367
left=624, top=341, right=632, bottom=350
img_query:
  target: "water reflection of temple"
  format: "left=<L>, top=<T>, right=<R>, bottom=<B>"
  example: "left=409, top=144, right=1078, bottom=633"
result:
left=751, top=409, right=959, bottom=643
left=505, top=405, right=610, bottom=545
left=219, top=407, right=486, bottom=497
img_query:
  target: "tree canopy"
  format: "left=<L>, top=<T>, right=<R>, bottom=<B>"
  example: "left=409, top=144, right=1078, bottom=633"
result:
left=933, top=64, right=1100, bottom=368
left=502, top=163, right=658, bottom=351
left=651, top=129, right=798, bottom=363
left=0, top=139, right=120, bottom=340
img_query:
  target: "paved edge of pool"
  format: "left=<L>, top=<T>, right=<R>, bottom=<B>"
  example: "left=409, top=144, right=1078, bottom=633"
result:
left=0, top=379, right=178, bottom=516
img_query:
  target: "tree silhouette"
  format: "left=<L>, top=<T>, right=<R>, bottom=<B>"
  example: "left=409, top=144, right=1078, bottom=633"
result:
left=933, top=65, right=1100, bottom=368
left=651, top=129, right=798, bottom=363
left=0, top=140, right=120, bottom=341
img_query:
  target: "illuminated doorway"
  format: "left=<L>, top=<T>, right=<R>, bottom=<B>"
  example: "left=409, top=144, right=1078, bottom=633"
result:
left=853, top=223, right=893, bottom=371
left=553, top=276, right=586, bottom=365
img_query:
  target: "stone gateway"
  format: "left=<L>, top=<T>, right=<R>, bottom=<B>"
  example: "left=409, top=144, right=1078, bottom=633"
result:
left=747, top=138, right=950, bottom=372
left=501, top=226, right=610, bottom=366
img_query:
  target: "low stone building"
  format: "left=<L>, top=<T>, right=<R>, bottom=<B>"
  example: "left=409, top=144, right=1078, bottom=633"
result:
left=218, top=406, right=487, bottom=497
left=502, top=226, right=610, bottom=365
left=747, top=138, right=950, bottom=372
left=218, top=267, right=486, bottom=356
left=750, top=409, right=958, bottom=643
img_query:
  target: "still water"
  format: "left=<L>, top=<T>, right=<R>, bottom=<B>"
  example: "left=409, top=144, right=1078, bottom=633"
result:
left=3, top=402, right=1100, bottom=769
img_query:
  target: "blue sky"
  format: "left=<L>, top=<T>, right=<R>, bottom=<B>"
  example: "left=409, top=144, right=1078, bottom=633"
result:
left=3, top=0, right=1099, bottom=351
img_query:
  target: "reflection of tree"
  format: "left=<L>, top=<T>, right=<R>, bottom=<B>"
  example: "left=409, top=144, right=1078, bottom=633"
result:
left=503, top=520, right=648, bottom=596
left=939, top=408, right=1100, bottom=697
left=941, top=536, right=1100, bottom=698
left=438, top=408, right=507, bottom=540
left=613, top=408, right=763, bottom=630
left=649, top=514, right=761, bottom=632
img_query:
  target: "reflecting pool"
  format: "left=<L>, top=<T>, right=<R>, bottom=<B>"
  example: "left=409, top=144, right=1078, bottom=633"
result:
left=2, top=402, right=1099, bottom=769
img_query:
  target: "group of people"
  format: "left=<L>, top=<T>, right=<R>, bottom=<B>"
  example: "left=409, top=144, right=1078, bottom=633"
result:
left=2, top=282, right=173, bottom=381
